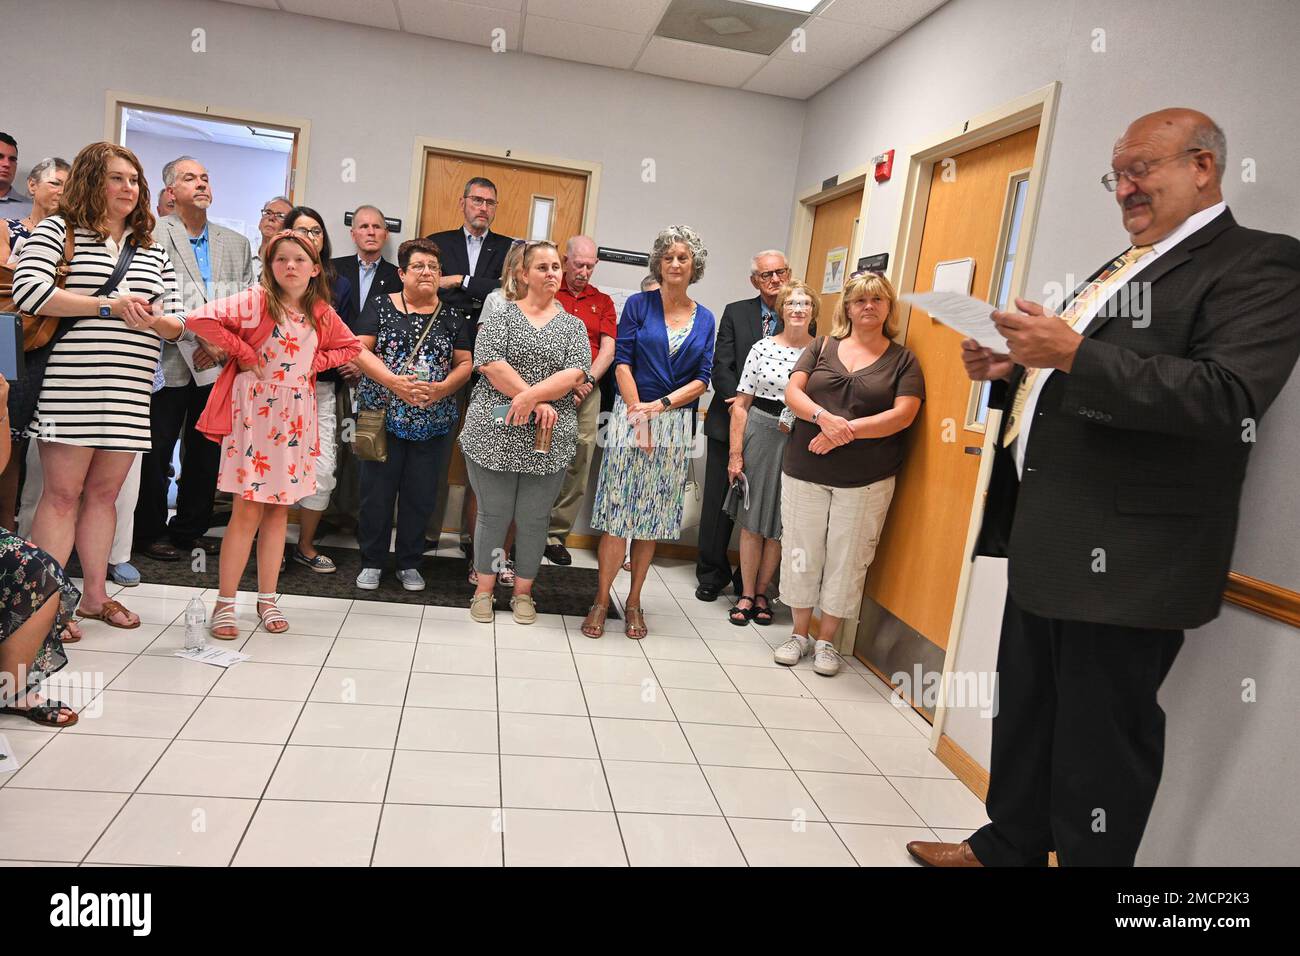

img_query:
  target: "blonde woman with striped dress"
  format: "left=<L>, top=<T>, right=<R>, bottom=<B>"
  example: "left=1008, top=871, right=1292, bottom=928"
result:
left=12, top=143, right=185, bottom=634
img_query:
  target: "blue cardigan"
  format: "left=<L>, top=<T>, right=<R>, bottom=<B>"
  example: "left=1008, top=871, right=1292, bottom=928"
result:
left=614, top=290, right=715, bottom=407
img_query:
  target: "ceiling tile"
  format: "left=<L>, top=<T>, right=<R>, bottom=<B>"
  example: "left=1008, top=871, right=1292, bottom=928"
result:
left=742, top=56, right=843, bottom=99
left=395, top=0, right=522, bottom=49
left=278, top=0, right=401, bottom=31
left=774, top=15, right=897, bottom=70
left=818, top=0, right=948, bottom=33
left=527, top=0, right=671, bottom=34
left=634, top=35, right=768, bottom=87
left=523, top=15, right=647, bottom=70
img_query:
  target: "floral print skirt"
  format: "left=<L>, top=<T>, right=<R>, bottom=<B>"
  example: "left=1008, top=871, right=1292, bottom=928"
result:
left=0, top=529, right=78, bottom=706
left=590, top=397, right=694, bottom=541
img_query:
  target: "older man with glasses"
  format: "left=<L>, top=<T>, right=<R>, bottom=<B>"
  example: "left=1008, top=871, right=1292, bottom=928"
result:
left=250, top=195, right=292, bottom=281
left=907, top=108, right=1300, bottom=868
left=696, top=250, right=790, bottom=602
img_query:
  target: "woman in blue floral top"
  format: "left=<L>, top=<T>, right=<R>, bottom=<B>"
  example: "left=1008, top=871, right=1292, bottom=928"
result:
left=353, top=238, right=474, bottom=591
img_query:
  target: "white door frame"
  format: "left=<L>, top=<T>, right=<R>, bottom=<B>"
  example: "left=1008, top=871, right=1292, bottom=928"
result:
left=882, top=82, right=1061, bottom=750
left=786, top=166, right=870, bottom=284
left=105, top=91, right=311, bottom=201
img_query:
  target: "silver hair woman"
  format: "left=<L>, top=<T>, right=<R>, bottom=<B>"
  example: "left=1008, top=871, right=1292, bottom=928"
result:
left=583, top=225, right=717, bottom=640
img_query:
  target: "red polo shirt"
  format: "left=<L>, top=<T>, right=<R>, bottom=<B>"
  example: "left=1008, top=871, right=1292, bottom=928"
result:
left=556, top=280, right=617, bottom=361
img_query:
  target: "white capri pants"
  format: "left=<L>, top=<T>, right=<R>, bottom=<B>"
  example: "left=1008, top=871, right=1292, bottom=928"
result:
left=19, top=442, right=142, bottom=567
left=778, top=473, right=896, bottom=621
left=297, top=380, right=337, bottom=512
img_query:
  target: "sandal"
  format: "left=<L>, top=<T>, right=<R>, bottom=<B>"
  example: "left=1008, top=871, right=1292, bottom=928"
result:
left=76, top=598, right=140, bottom=630
left=580, top=604, right=608, bottom=639
left=0, top=697, right=79, bottom=727
left=624, top=605, right=647, bottom=640
left=209, top=601, right=240, bottom=641
left=752, top=594, right=774, bottom=626
left=467, top=566, right=479, bottom=586
left=60, top=619, right=83, bottom=644
left=621, top=558, right=632, bottom=572
left=729, top=596, right=756, bottom=626
left=256, top=597, right=289, bottom=634
left=498, top=560, right=516, bottom=587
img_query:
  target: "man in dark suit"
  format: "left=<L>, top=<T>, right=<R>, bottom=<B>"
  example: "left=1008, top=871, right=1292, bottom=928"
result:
left=908, top=109, right=1300, bottom=867
left=332, top=204, right=400, bottom=317
left=424, top=177, right=512, bottom=556
left=695, top=250, right=789, bottom=601
left=425, top=177, right=512, bottom=323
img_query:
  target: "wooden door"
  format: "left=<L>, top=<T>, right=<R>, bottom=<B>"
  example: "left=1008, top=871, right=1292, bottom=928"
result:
left=418, top=152, right=588, bottom=251
left=864, top=126, right=1039, bottom=650
left=419, top=150, right=590, bottom=508
left=801, top=188, right=862, bottom=321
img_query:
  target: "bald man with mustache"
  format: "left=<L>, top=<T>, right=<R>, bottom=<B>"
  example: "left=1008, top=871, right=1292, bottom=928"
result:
left=908, top=108, right=1300, bottom=867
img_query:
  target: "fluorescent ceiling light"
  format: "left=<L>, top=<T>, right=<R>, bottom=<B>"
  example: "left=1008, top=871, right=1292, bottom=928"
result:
left=735, top=0, right=823, bottom=12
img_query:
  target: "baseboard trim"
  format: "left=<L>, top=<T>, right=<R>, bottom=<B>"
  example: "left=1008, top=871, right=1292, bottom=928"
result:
left=936, top=733, right=989, bottom=802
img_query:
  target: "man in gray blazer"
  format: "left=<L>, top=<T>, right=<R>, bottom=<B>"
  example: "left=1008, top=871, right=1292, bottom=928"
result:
left=134, top=156, right=254, bottom=561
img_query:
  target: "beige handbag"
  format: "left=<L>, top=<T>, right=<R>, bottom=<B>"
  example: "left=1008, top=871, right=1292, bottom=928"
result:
left=351, top=299, right=442, bottom=463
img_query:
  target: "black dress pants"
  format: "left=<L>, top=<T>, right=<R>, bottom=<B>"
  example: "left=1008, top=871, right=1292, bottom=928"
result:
left=359, top=433, right=452, bottom=570
left=695, top=435, right=737, bottom=589
left=135, top=381, right=220, bottom=547
left=967, top=593, right=1184, bottom=867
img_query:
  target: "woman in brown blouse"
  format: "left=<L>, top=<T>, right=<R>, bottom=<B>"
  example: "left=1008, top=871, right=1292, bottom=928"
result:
left=776, top=272, right=925, bottom=677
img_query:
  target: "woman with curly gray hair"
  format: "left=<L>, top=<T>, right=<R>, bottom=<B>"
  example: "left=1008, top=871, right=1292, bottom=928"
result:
left=583, top=225, right=715, bottom=639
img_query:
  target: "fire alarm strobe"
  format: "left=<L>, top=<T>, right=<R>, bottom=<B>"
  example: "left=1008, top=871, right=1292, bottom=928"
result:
left=873, top=149, right=895, bottom=183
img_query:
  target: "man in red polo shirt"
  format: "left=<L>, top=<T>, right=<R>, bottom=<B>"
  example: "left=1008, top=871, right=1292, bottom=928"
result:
left=546, top=235, right=617, bottom=565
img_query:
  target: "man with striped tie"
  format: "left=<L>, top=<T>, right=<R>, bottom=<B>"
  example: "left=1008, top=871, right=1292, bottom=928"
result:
left=908, top=108, right=1300, bottom=867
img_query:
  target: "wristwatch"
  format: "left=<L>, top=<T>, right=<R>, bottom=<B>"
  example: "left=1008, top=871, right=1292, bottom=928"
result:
left=582, top=371, right=596, bottom=387
left=659, top=396, right=672, bottom=410
left=99, top=297, right=112, bottom=318
left=812, top=407, right=824, bottom=424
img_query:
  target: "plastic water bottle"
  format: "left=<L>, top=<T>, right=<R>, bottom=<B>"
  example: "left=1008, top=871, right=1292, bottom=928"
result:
left=184, top=596, right=207, bottom=652
left=413, top=356, right=432, bottom=383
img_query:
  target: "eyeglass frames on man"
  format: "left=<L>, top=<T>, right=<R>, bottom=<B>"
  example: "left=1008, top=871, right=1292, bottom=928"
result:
left=754, top=267, right=790, bottom=282
left=261, top=208, right=287, bottom=222
left=1101, top=148, right=1203, bottom=192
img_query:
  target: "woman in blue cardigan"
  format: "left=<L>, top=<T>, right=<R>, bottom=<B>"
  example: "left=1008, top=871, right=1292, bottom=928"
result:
left=583, top=225, right=715, bottom=639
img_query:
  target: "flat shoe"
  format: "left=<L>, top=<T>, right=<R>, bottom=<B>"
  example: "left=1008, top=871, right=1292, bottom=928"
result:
left=292, top=549, right=337, bottom=573
left=624, top=605, right=647, bottom=640
left=76, top=598, right=140, bottom=630
left=510, top=593, right=537, bottom=625
left=0, top=700, right=79, bottom=726
left=580, top=604, right=607, bottom=639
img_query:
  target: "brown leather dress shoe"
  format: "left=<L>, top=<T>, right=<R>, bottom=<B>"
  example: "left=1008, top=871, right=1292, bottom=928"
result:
left=906, top=840, right=984, bottom=867
left=143, top=540, right=181, bottom=561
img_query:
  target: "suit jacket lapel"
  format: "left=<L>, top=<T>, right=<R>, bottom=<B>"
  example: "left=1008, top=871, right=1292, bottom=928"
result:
left=474, top=233, right=501, bottom=281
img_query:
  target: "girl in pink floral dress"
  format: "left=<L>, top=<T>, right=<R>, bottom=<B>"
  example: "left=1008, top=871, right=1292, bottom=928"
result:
left=188, top=232, right=360, bottom=636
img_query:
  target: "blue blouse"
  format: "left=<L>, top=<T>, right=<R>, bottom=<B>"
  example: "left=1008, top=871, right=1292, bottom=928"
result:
left=614, top=290, right=715, bottom=407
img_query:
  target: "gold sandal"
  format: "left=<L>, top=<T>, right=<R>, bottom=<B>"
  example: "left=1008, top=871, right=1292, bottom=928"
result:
left=580, top=604, right=607, bottom=639
left=624, top=605, right=647, bottom=640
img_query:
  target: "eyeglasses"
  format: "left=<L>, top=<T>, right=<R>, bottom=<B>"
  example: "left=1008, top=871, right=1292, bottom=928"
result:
left=405, top=263, right=441, bottom=273
left=754, top=268, right=790, bottom=282
left=293, top=226, right=324, bottom=239
left=1101, top=149, right=1202, bottom=192
left=465, top=196, right=498, bottom=208
left=261, top=209, right=287, bottom=221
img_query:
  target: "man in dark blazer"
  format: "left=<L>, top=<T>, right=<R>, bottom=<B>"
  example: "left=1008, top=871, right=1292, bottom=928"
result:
left=425, top=177, right=512, bottom=324
left=908, top=109, right=1300, bottom=867
left=331, top=204, right=400, bottom=318
left=695, top=250, right=790, bottom=601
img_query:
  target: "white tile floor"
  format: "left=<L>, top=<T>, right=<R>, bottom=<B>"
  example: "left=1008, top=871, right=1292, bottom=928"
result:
left=0, top=545, right=989, bottom=866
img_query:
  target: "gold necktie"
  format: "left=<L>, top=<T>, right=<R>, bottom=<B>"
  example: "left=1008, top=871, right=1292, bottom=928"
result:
left=1001, top=244, right=1154, bottom=447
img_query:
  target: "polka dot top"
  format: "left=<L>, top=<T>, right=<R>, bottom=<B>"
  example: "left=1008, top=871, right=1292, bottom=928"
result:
left=736, top=335, right=807, bottom=402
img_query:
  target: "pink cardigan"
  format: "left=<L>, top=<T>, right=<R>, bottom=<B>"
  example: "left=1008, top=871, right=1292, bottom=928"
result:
left=188, top=287, right=362, bottom=443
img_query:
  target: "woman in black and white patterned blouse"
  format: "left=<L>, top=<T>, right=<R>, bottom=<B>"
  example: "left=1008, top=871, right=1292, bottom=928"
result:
left=12, top=142, right=185, bottom=632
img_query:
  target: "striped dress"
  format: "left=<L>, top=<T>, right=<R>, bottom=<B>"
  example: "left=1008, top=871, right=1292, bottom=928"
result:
left=11, top=215, right=182, bottom=451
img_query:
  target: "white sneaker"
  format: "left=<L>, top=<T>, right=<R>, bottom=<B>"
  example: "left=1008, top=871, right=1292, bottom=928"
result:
left=397, top=568, right=425, bottom=591
left=355, top=567, right=382, bottom=590
left=813, top=640, right=841, bottom=677
left=774, top=634, right=814, bottom=667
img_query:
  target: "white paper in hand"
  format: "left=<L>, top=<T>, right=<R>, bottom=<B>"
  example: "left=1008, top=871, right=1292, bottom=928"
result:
left=903, top=291, right=1010, bottom=353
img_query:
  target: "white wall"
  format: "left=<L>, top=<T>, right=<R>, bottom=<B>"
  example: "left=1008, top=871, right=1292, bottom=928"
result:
left=8, top=0, right=804, bottom=317
left=795, top=0, right=1300, bottom=864
left=126, top=130, right=290, bottom=247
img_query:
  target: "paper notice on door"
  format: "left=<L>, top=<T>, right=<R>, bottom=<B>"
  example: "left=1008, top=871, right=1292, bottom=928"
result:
left=174, top=646, right=249, bottom=668
left=177, top=338, right=223, bottom=387
left=902, top=291, right=1010, bottom=353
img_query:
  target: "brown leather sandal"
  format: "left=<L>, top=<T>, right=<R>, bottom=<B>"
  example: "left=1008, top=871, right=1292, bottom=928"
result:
left=580, top=604, right=607, bottom=639
left=624, top=605, right=647, bottom=640
left=76, top=598, right=140, bottom=630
